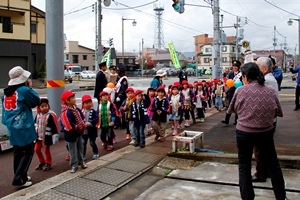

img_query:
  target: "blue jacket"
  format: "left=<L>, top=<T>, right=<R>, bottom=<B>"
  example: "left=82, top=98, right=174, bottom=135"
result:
left=2, top=85, right=40, bottom=146
left=272, top=66, right=283, bottom=91
left=150, top=77, right=162, bottom=89
left=290, top=67, right=300, bottom=86
left=82, top=108, right=99, bottom=139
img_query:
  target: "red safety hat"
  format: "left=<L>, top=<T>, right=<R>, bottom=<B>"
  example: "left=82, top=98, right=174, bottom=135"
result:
left=197, top=82, right=203, bottom=86
left=172, top=82, right=181, bottom=89
left=126, top=87, right=134, bottom=93
left=99, top=91, right=108, bottom=97
left=182, top=80, right=188, bottom=85
left=135, top=90, right=143, bottom=96
left=61, top=91, right=75, bottom=102
left=193, top=81, right=198, bottom=84
left=156, top=86, right=166, bottom=93
left=81, top=94, right=92, bottom=103
left=189, top=83, right=193, bottom=88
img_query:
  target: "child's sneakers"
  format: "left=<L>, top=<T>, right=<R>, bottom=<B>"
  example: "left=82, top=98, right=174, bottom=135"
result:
left=126, top=134, right=131, bottom=140
left=35, top=162, right=45, bottom=170
left=65, top=154, right=70, bottom=161
left=42, top=164, right=51, bottom=171
left=184, top=121, right=190, bottom=127
left=70, top=166, right=78, bottom=173
left=102, top=143, right=107, bottom=149
left=107, top=145, right=114, bottom=151
left=92, top=154, right=99, bottom=159
left=199, top=118, right=205, bottom=123
left=129, top=139, right=136, bottom=145
left=159, top=137, right=165, bottom=142
left=81, top=162, right=87, bottom=169
left=154, top=135, right=159, bottom=141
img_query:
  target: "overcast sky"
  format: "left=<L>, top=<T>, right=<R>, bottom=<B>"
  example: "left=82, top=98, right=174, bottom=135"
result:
left=31, top=0, right=300, bottom=55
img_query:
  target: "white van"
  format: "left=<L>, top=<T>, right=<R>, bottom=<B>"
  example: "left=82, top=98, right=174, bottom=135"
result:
left=67, top=66, right=81, bottom=77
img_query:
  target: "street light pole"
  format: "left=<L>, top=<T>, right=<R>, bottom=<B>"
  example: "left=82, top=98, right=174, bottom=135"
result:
left=288, top=17, right=300, bottom=63
left=121, top=17, right=137, bottom=65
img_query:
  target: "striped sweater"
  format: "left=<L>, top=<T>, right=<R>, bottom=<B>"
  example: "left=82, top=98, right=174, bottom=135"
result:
left=227, top=81, right=283, bottom=133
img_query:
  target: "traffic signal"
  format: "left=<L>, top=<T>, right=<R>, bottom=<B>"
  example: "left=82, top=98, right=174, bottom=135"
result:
left=172, top=0, right=184, bottom=14
left=109, top=38, right=113, bottom=47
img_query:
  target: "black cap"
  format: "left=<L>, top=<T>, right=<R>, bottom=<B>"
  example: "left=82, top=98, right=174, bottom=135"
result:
left=232, top=60, right=241, bottom=67
left=117, top=64, right=126, bottom=71
left=268, top=55, right=276, bottom=65
left=99, top=61, right=107, bottom=68
left=109, top=65, right=117, bottom=70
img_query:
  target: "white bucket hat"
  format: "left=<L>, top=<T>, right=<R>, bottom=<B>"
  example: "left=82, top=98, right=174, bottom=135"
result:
left=155, top=71, right=166, bottom=77
left=8, top=66, right=31, bottom=86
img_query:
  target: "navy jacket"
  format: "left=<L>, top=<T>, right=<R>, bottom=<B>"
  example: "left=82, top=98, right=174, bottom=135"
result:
left=151, top=97, right=169, bottom=123
left=272, top=66, right=283, bottom=91
left=290, top=67, right=300, bottom=86
left=130, top=95, right=150, bottom=126
left=94, top=70, right=108, bottom=100
left=82, top=108, right=99, bottom=139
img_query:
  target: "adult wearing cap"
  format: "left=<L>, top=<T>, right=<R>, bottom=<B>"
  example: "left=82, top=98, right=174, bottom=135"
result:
left=150, top=71, right=165, bottom=89
left=2, top=66, right=40, bottom=187
left=221, top=60, right=241, bottom=125
left=94, top=61, right=108, bottom=103
left=178, top=66, right=188, bottom=85
left=114, top=64, right=129, bottom=129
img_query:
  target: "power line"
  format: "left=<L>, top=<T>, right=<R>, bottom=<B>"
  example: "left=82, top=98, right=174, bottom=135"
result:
left=264, top=0, right=299, bottom=17
left=105, top=0, right=158, bottom=10
left=64, top=4, right=93, bottom=16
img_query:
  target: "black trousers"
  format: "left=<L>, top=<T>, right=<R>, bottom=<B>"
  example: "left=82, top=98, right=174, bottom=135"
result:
left=236, top=129, right=285, bottom=200
left=82, top=134, right=98, bottom=156
left=295, top=85, right=300, bottom=108
left=12, top=143, right=34, bottom=186
left=100, top=126, right=113, bottom=146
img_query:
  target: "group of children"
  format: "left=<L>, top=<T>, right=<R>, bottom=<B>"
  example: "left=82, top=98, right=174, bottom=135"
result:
left=33, top=78, right=227, bottom=173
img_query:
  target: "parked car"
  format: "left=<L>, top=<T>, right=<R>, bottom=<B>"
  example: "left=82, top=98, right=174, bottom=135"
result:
left=169, top=68, right=180, bottom=76
left=64, top=70, right=73, bottom=83
left=144, top=69, right=157, bottom=76
left=80, top=70, right=96, bottom=79
left=134, top=69, right=144, bottom=76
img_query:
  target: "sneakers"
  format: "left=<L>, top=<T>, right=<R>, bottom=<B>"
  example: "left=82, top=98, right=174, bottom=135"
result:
left=113, top=137, right=117, bottom=144
left=139, top=143, right=145, bottom=148
left=134, top=142, right=140, bottom=147
left=92, top=154, right=99, bottom=159
left=70, top=167, right=78, bottom=173
left=221, top=120, right=228, bottom=125
left=81, top=163, right=87, bottom=169
left=65, top=154, right=70, bottom=161
left=129, top=139, right=136, bottom=145
left=199, top=118, right=205, bottom=123
left=107, top=145, right=114, bottom=151
left=154, top=135, right=159, bottom=141
left=27, top=176, right=32, bottom=181
left=159, top=137, right=165, bottom=142
left=178, top=125, right=183, bottom=130
left=42, top=164, right=51, bottom=171
left=35, top=162, right=45, bottom=170
left=17, top=181, right=32, bottom=188
left=184, top=121, right=190, bottom=127
left=126, top=134, right=131, bottom=140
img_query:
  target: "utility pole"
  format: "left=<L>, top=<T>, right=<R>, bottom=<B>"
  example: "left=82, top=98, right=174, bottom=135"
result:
left=93, top=2, right=98, bottom=71
left=46, top=0, right=64, bottom=137
left=273, top=26, right=277, bottom=55
left=97, top=0, right=102, bottom=71
left=235, top=16, right=239, bottom=60
left=212, top=0, right=221, bottom=79
left=141, top=38, right=144, bottom=77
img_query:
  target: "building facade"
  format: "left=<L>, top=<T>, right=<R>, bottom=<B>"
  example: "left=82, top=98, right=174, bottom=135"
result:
left=0, top=0, right=46, bottom=87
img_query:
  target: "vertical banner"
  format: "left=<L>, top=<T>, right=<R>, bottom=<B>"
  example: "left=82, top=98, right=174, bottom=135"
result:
left=101, top=48, right=111, bottom=68
left=167, top=42, right=181, bottom=69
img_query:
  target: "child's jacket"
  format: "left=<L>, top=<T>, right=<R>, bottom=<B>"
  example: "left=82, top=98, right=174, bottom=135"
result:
left=151, top=97, right=169, bottom=123
left=82, top=108, right=99, bottom=138
left=98, top=101, right=116, bottom=128
left=35, top=110, right=59, bottom=146
left=130, top=95, right=150, bottom=126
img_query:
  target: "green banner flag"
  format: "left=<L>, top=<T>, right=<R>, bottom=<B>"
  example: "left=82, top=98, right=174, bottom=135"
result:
left=167, top=42, right=181, bottom=69
left=101, top=48, right=111, bottom=67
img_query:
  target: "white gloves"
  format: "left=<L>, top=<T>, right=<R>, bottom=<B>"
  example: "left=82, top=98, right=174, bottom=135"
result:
left=116, top=97, right=121, bottom=102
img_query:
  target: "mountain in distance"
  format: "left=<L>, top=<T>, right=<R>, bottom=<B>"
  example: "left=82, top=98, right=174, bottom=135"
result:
left=182, top=51, right=195, bottom=59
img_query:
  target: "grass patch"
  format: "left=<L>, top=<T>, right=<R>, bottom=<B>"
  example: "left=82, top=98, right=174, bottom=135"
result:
left=164, top=169, right=173, bottom=175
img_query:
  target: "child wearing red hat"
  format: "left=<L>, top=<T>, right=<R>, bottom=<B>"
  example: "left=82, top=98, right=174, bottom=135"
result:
left=181, top=80, right=195, bottom=126
left=151, top=86, right=169, bottom=142
left=81, top=95, right=99, bottom=160
left=129, top=90, right=150, bottom=148
left=168, top=82, right=184, bottom=136
left=194, top=82, right=207, bottom=122
left=34, top=98, right=59, bottom=171
left=98, top=91, right=117, bottom=151
left=119, top=87, right=135, bottom=144
left=60, top=91, right=89, bottom=173
left=146, top=87, right=156, bottom=135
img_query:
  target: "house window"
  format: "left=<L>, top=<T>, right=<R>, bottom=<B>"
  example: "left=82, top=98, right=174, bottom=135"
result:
left=118, top=59, right=122, bottom=64
left=65, top=54, right=69, bottom=60
left=222, top=46, right=227, bottom=52
left=221, top=57, right=227, bottom=63
left=204, top=58, right=210, bottom=63
left=1, top=16, right=13, bottom=33
left=92, top=55, right=95, bottom=60
left=232, top=46, right=235, bottom=52
left=72, top=55, right=78, bottom=63
left=31, top=23, right=37, bottom=34
left=205, top=48, right=212, bottom=52
left=83, top=55, right=87, bottom=60
left=128, top=58, right=133, bottom=64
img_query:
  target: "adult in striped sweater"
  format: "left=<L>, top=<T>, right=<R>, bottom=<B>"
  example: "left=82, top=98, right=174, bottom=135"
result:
left=227, top=62, right=285, bottom=200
